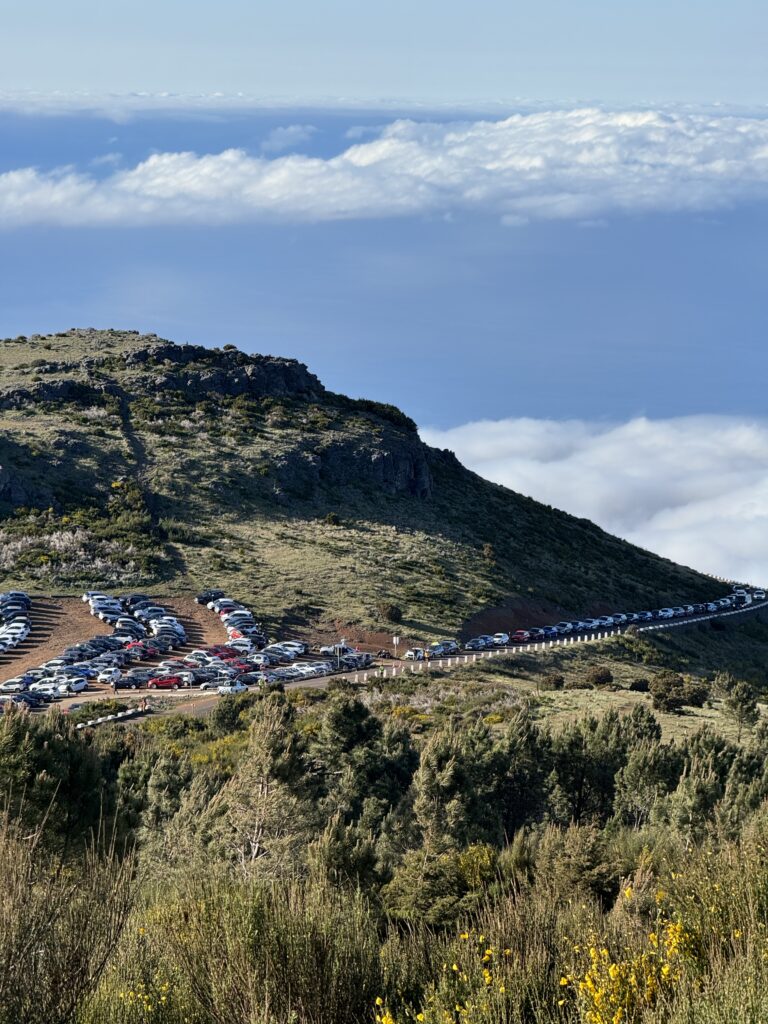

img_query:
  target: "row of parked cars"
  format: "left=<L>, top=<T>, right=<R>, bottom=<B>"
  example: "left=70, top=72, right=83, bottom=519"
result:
left=83, top=591, right=187, bottom=648
left=439, top=586, right=766, bottom=654
left=189, top=593, right=375, bottom=692
left=0, top=591, right=31, bottom=655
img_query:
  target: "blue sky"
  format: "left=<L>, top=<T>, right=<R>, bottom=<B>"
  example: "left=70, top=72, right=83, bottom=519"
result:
left=0, top=2, right=767, bottom=580
left=1, top=0, right=766, bottom=104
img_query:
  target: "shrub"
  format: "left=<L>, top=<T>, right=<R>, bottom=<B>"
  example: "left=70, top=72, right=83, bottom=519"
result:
left=681, top=681, right=709, bottom=708
left=585, top=666, right=614, bottom=687
left=376, top=602, right=403, bottom=624
left=540, top=673, right=565, bottom=691
left=629, top=677, right=650, bottom=693
left=649, top=672, right=710, bottom=713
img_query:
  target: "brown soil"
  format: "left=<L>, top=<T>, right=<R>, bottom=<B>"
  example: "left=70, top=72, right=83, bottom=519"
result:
left=0, top=597, right=111, bottom=683
left=0, top=592, right=227, bottom=686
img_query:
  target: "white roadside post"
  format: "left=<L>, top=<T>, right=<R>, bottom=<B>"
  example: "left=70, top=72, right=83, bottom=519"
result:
left=392, top=635, right=400, bottom=661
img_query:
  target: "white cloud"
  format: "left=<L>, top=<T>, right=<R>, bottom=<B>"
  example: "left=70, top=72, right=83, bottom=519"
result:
left=420, top=415, right=768, bottom=585
left=1, top=107, right=768, bottom=227
left=260, top=124, right=318, bottom=153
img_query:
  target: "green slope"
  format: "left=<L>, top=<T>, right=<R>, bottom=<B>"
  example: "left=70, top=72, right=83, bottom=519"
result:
left=0, top=328, right=727, bottom=635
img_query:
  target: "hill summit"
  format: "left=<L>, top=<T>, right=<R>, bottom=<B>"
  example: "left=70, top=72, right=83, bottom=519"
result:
left=0, top=328, right=717, bottom=635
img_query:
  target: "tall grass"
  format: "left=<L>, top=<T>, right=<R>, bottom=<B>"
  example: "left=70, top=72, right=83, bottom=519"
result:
left=2, top=808, right=768, bottom=1023
left=81, top=817, right=768, bottom=1024
left=0, top=811, right=135, bottom=1024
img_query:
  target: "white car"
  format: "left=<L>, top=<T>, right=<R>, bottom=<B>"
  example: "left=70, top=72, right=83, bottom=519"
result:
left=492, top=633, right=510, bottom=646
left=263, top=645, right=297, bottom=661
left=0, top=678, right=28, bottom=692
left=292, top=664, right=319, bottom=678
left=30, top=681, right=61, bottom=696
left=60, top=678, right=88, bottom=693
left=754, top=590, right=766, bottom=601
left=226, top=638, right=254, bottom=653
left=217, top=680, right=249, bottom=695
left=97, top=668, right=122, bottom=684
left=404, top=648, right=425, bottom=661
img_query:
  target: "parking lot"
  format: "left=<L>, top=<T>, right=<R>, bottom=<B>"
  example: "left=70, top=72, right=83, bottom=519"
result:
left=1, top=583, right=765, bottom=721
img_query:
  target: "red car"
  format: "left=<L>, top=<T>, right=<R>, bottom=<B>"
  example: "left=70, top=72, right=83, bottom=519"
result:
left=126, top=641, right=161, bottom=659
left=147, top=674, right=188, bottom=690
left=511, top=630, right=531, bottom=644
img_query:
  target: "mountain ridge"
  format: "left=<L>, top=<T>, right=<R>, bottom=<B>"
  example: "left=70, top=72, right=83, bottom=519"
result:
left=0, top=328, right=724, bottom=635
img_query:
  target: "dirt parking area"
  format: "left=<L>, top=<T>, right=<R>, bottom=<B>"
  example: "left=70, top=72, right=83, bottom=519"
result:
left=0, top=592, right=227, bottom=686
left=0, top=597, right=111, bottom=683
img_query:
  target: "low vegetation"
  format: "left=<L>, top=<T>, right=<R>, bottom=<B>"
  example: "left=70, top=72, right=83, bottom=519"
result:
left=0, top=638, right=767, bottom=1023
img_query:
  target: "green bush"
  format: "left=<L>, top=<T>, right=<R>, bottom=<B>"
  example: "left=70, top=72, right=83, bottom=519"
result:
left=585, top=666, right=614, bottom=687
left=376, top=602, right=403, bottom=624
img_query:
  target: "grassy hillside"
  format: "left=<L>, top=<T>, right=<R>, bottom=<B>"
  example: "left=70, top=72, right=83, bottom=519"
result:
left=0, top=328, right=727, bottom=635
left=367, top=611, right=768, bottom=741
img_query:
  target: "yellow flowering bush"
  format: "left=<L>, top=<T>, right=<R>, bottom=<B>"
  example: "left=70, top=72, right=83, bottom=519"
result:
left=374, top=931, right=512, bottom=1023
left=560, top=918, right=699, bottom=1024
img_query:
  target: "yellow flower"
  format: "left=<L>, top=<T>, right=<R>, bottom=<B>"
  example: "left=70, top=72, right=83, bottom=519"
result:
left=375, top=997, right=384, bottom=1007
left=560, top=977, right=569, bottom=986
left=624, top=886, right=633, bottom=900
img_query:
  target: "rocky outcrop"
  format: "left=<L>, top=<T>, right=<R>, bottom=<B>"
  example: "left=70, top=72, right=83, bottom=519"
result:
left=120, top=339, right=325, bottom=402
left=0, top=378, right=120, bottom=410
left=0, top=464, right=30, bottom=506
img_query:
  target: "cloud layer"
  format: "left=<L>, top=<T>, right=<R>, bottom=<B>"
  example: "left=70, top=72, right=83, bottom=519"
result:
left=420, top=415, right=768, bottom=585
left=2, top=108, right=768, bottom=227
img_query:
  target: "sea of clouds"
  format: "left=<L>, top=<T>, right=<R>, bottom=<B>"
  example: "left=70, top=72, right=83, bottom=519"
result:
left=420, top=415, right=768, bottom=585
left=1, top=107, right=768, bottom=227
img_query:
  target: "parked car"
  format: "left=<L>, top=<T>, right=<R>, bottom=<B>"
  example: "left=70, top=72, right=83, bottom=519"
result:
left=97, top=668, right=122, bottom=684
left=492, top=633, right=510, bottom=646
left=463, top=638, right=487, bottom=651
left=0, top=678, right=29, bottom=692
left=117, top=673, right=149, bottom=689
left=404, top=648, right=425, bottom=661
left=60, top=678, right=88, bottom=693
left=217, top=680, right=249, bottom=696
left=437, top=639, right=460, bottom=655
left=147, top=675, right=188, bottom=690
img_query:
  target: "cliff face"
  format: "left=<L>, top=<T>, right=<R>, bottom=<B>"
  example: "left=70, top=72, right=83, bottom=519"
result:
left=0, top=329, right=432, bottom=506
